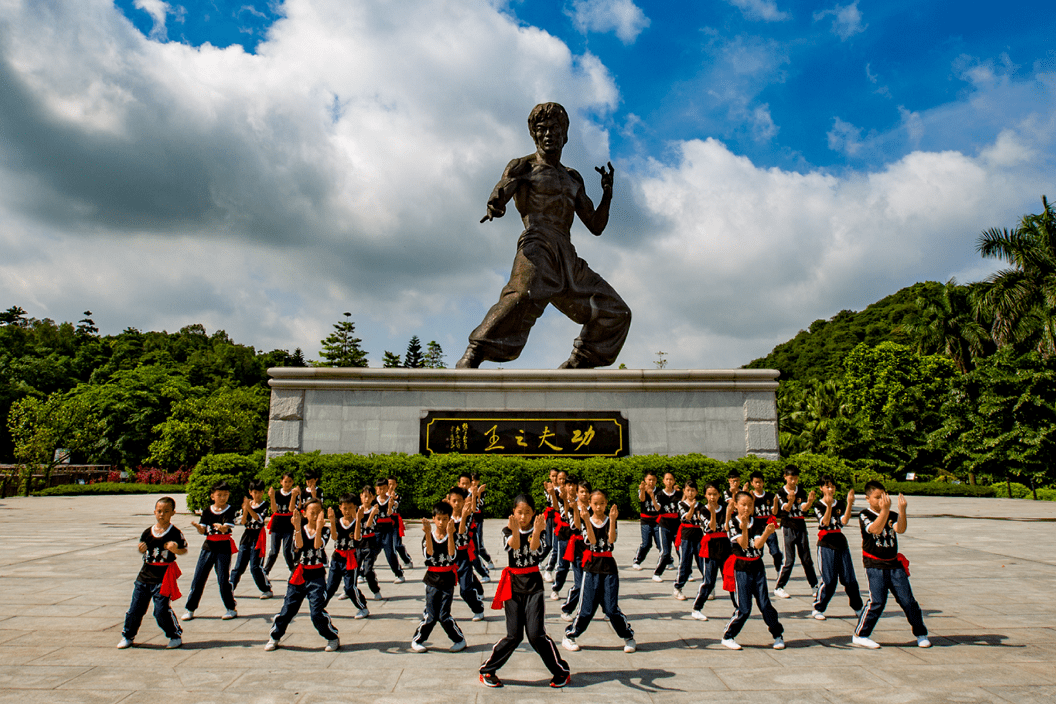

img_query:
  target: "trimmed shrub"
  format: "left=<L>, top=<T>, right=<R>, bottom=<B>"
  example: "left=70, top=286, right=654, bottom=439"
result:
left=185, top=451, right=265, bottom=511
left=35, top=482, right=187, bottom=497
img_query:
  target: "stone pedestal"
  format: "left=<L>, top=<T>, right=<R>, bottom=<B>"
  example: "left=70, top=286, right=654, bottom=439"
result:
left=266, top=368, right=779, bottom=462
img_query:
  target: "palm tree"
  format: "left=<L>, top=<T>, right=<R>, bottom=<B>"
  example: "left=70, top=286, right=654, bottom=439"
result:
left=974, top=196, right=1056, bottom=357
left=897, top=278, right=989, bottom=372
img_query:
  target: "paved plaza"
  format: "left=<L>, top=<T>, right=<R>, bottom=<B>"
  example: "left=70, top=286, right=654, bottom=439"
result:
left=0, top=493, right=1054, bottom=703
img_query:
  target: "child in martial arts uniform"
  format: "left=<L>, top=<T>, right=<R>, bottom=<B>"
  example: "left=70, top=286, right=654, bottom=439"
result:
left=542, top=470, right=568, bottom=579
left=411, top=501, right=467, bottom=652
left=458, top=473, right=491, bottom=581
left=356, top=484, right=383, bottom=600
left=183, top=480, right=238, bottom=621
left=447, top=487, right=486, bottom=621
left=325, top=495, right=369, bottom=619
left=480, top=495, right=571, bottom=689
left=723, top=470, right=742, bottom=504
left=303, top=469, right=324, bottom=505
left=540, top=468, right=561, bottom=566
left=562, top=490, right=636, bottom=654
left=673, top=480, right=707, bottom=601
left=118, top=497, right=188, bottom=649
left=373, top=478, right=406, bottom=583
left=749, top=470, right=783, bottom=572
left=265, top=498, right=340, bottom=652
left=773, top=465, right=818, bottom=599
left=470, top=474, right=493, bottom=570
left=852, top=481, right=930, bottom=649
left=632, top=470, right=661, bottom=570
left=388, top=477, right=414, bottom=569
left=811, top=475, right=863, bottom=621
left=652, top=472, right=682, bottom=582
left=229, top=479, right=273, bottom=599
left=690, top=483, right=734, bottom=620
left=554, top=479, right=589, bottom=621
left=264, top=473, right=299, bottom=575
left=721, top=491, right=785, bottom=650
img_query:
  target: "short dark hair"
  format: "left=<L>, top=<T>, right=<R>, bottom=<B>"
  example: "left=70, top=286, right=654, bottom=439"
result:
left=387, top=476, right=398, bottom=483
left=579, top=480, right=592, bottom=494
left=735, top=490, right=754, bottom=503
left=447, top=486, right=468, bottom=499
left=556, top=469, right=567, bottom=478
left=727, top=470, right=741, bottom=480
left=783, top=465, right=800, bottom=477
left=210, top=480, right=231, bottom=493
left=339, top=493, right=359, bottom=506
left=432, top=501, right=453, bottom=517
left=643, top=470, right=657, bottom=479
left=749, top=471, right=764, bottom=481
left=156, top=496, right=176, bottom=511
left=863, top=480, right=887, bottom=496
left=360, top=484, right=375, bottom=495
left=511, top=493, right=535, bottom=512
left=703, top=482, right=720, bottom=495
left=565, top=475, right=580, bottom=487
left=301, top=498, right=322, bottom=510
left=818, top=474, right=836, bottom=487
left=305, top=469, right=320, bottom=480
left=281, top=472, right=295, bottom=481
left=247, top=479, right=266, bottom=492
left=684, top=480, right=698, bottom=491
left=458, top=472, right=472, bottom=482
left=374, top=478, right=389, bottom=488
left=590, top=488, right=607, bottom=500
left=471, top=473, right=482, bottom=482
left=527, top=102, right=570, bottom=136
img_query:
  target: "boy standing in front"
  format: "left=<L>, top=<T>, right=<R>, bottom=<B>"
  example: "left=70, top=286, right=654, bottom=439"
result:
left=229, top=479, right=273, bottom=599
left=852, top=481, right=930, bottom=649
left=721, top=491, right=785, bottom=651
left=118, top=497, right=187, bottom=649
left=772, top=465, right=818, bottom=599
left=411, top=501, right=467, bottom=652
left=811, top=475, right=863, bottom=620
left=183, top=481, right=238, bottom=621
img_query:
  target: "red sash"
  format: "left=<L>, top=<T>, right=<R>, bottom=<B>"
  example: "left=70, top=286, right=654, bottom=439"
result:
left=427, top=565, right=457, bottom=573
left=659, top=513, right=678, bottom=520
left=457, top=539, right=477, bottom=564
left=490, top=566, right=540, bottom=610
left=335, top=549, right=358, bottom=571
left=396, top=515, right=406, bottom=537
left=544, top=506, right=555, bottom=521
left=289, top=563, right=325, bottom=585
left=255, top=526, right=268, bottom=560
left=818, top=529, right=841, bottom=539
left=863, top=551, right=910, bottom=576
left=582, top=549, right=612, bottom=567
left=640, top=513, right=658, bottom=520
left=267, top=512, right=292, bottom=530
left=674, top=522, right=699, bottom=549
left=698, top=531, right=727, bottom=558
left=767, top=516, right=780, bottom=527
left=206, top=534, right=238, bottom=554
left=722, top=555, right=760, bottom=592
left=562, top=533, right=583, bottom=562
left=149, top=561, right=182, bottom=600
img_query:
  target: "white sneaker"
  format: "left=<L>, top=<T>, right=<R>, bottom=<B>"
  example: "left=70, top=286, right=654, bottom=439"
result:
left=373, top=591, right=383, bottom=600
left=687, top=575, right=695, bottom=582
left=472, top=612, right=485, bottom=622
left=691, top=610, right=708, bottom=621
left=450, top=639, right=467, bottom=652
left=811, top=610, right=826, bottom=620
left=917, top=635, right=932, bottom=648
left=166, top=637, right=182, bottom=649
left=773, top=637, right=785, bottom=650
left=222, top=609, right=237, bottom=620
left=479, top=574, right=491, bottom=583
left=561, top=637, right=580, bottom=652
left=721, top=638, right=741, bottom=650
left=264, top=638, right=279, bottom=651
left=543, top=571, right=554, bottom=583
left=394, top=576, right=405, bottom=584
left=560, top=611, right=574, bottom=622
left=623, top=638, right=636, bottom=653
left=180, top=610, right=194, bottom=621
left=774, top=588, right=790, bottom=599
left=486, top=561, right=495, bottom=570
left=852, top=635, right=881, bottom=649
left=410, top=641, right=427, bottom=653
left=354, top=608, right=369, bottom=619
left=259, top=591, right=273, bottom=599
left=673, top=588, right=686, bottom=601
left=116, top=638, right=133, bottom=649
left=631, top=562, right=642, bottom=571
left=652, top=575, right=663, bottom=583
left=337, top=593, right=349, bottom=600
left=550, top=590, right=561, bottom=601
left=325, top=638, right=340, bottom=652
left=405, top=561, right=414, bottom=570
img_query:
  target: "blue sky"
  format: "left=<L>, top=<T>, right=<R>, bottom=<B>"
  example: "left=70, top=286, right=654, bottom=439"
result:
left=1, top=0, right=1053, bottom=369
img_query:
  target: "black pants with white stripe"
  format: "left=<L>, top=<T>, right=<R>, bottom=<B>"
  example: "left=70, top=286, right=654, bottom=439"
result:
left=814, top=545, right=863, bottom=613
left=122, top=580, right=181, bottom=640
left=325, top=558, right=367, bottom=609
left=455, top=555, right=485, bottom=615
left=775, top=522, right=818, bottom=590
left=723, top=568, right=783, bottom=640
left=270, top=572, right=338, bottom=641
left=480, top=590, right=569, bottom=678
left=412, top=584, right=464, bottom=645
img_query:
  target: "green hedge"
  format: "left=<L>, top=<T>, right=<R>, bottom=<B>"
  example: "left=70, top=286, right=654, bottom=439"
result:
left=185, top=450, right=265, bottom=511
left=852, top=480, right=997, bottom=497
left=34, top=482, right=187, bottom=497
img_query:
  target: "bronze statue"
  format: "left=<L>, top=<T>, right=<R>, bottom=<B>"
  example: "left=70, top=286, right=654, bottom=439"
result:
left=456, top=103, right=632, bottom=369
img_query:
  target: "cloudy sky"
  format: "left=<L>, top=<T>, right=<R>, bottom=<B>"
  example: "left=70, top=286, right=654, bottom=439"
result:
left=1, top=0, right=1053, bottom=369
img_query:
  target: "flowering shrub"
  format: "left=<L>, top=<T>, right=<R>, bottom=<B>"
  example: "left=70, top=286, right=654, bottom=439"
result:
left=134, top=466, right=191, bottom=485
left=107, top=470, right=122, bottom=483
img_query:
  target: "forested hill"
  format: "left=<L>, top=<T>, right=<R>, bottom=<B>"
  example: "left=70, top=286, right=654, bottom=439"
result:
left=743, top=281, right=944, bottom=382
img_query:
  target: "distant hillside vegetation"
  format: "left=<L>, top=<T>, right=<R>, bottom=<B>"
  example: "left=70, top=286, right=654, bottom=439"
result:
left=743, top=281, right=943, bottom=382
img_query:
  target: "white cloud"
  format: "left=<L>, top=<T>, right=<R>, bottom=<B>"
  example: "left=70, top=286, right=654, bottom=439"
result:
left=568, top=0, right=650, bottom=44
left=133, top=0, right=171, bottom=40
left=827, top=117, right=864, bottom=156
left=724, top=0, right=789, bottom=22
left=813, top=1, right=866, bottom=41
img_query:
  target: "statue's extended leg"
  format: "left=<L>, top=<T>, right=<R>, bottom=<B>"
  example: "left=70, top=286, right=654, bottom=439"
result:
left=552, top=261, right=631, bottom=369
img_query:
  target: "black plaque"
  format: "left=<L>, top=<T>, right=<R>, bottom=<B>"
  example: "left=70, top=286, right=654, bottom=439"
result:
left=420, top=411, right=628, bottom=457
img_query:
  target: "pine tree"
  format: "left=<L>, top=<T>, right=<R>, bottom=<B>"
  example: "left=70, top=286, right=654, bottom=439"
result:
left=424, top=340, right=445, bottom=368
left=315, top=312, right=369, bottom=367
left=404, top=335, right=424, bottom=368
left=382, top=351, right=403, bottom=368
left=76, top=311, right=99, bottom=337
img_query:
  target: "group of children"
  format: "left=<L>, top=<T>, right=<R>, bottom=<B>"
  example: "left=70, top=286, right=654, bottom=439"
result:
left=120, top=464, right=930, bottom=687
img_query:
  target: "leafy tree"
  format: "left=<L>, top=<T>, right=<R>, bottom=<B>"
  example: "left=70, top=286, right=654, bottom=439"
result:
left=148, top=386, right=269, bottom=469
left=382, top=351, right=403, bottom=368
left=897, top=278, right=991, bottom=373
left=7, top=392, right=104, bottom=494
left=0, top=306, right=28, bottom=327
left=404, top=336, right=424, bottom=368
left=974, top=196, right=1056, bottom=356
left=778, top=379, right=847, bottom=457
left=424, top=341, right=445, bottom=369
left=315, top=313, right=369, bottom=367
left=75, top=311, right=98, bottom=337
